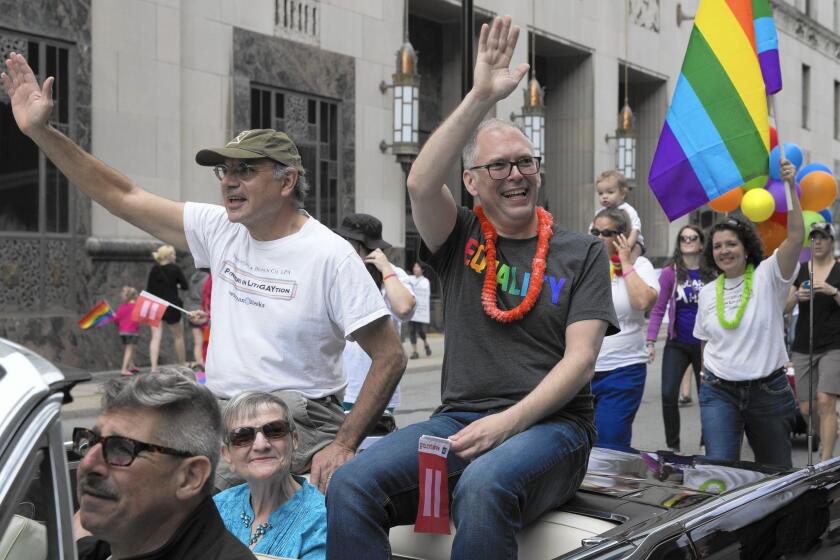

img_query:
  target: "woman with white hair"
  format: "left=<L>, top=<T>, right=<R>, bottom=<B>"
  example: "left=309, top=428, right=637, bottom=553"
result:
left=214, top=392, right=326, bottom=559
left=146, top=244, right=188, bottom=372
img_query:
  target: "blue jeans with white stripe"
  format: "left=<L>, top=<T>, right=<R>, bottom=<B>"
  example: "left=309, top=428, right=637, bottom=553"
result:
left=592, top=362, right=648, bottom=452
left=326, top=410, right=591, bottom=560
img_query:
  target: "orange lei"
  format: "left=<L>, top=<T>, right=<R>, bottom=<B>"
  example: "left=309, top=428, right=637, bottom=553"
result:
left=475, top=205, right=553, bottom=323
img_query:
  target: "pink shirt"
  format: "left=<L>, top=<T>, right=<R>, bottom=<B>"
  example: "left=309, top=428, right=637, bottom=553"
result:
left=115, top=302, right=140, bottom=334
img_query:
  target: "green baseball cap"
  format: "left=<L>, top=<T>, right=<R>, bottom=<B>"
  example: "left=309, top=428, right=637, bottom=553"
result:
left=195, top=129, right=304, bottom=174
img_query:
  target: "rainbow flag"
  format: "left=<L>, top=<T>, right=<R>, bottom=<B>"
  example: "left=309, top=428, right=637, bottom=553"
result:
left=649, top=0, right=782, bottom=220
left=78, top=300, right=116, bottom=330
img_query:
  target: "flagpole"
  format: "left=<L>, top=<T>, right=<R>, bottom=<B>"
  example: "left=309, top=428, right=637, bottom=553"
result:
left=768, top=95, right=793, bottom=211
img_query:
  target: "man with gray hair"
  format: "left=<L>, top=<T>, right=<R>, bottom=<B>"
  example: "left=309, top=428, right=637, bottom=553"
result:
left=71, top=372, right=255, bottom=559
left=3, top=53, right=406, bottom=491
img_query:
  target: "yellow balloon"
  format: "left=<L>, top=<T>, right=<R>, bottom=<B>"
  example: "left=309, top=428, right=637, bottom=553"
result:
left=741, top=188, right=775, bottom=222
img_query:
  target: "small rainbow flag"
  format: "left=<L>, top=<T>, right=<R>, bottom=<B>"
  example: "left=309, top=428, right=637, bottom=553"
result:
left=78, top=300, right=116, bottom=330
left=649, top=0, right=782, bottom=220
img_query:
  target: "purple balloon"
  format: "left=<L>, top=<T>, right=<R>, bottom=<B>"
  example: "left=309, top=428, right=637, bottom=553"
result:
left=765, top=179, right=801, bottom=212
left=800, top=247, right=811, bottom=263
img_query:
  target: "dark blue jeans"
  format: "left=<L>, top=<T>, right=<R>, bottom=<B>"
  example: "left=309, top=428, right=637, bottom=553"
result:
left=592, top=362, right=647, bottom=452
left=699, top=369, right=797, bottom=468
left=661, top=340, right=702, bottom=449
left=326, top=411, right=591, bottom=560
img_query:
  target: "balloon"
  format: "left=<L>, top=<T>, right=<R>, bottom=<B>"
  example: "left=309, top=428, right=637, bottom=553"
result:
left=800, top=247, right=811, bottom=263
left=757, top=220, right=786, bottom=256
left=819, top=208, right=833, bottom=222
left=795, top=162, right=831, bottom=183
left=741, top=188, right=776, bottom=222
left=765, top=179, right=802, bottom=212
left=769, top=126, right=778, bottom=150
left=800, top=171, right=838, bottom=211
left=708, top=188, right=744, bottom=213
left=802, top=210, right=824, bottom=246
left=769, top=211, right=787, bottom=226
left=769, top=143, right=804, bottom=180
left=743, top=175, right=767, bottom=191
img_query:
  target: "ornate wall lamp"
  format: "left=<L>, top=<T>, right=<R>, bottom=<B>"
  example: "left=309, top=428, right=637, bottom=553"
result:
left=604, top=0, right=636, bottom=182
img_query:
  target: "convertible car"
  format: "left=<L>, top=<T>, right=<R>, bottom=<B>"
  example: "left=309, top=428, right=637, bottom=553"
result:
left=2, top=337, right=840, bottom=559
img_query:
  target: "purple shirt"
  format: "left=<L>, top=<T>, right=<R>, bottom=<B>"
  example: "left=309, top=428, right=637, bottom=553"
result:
left=674, top=269, right=703, bottom=344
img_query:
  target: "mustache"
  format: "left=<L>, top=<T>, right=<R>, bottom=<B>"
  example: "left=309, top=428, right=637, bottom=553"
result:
left=78, top=475, right=119, bottom=500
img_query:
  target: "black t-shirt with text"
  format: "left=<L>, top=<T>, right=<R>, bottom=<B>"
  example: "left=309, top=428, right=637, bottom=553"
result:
left=793, top=263, right=840, bottom=353
left=422, top=207, right=619, bottom=442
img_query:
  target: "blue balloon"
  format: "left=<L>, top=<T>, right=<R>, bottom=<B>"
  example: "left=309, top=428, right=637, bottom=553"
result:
left=819, top=208, right=833, bottom=222
left=769, top=143, right=804, bottom=180
left=795, top=162, right=832, bottom=183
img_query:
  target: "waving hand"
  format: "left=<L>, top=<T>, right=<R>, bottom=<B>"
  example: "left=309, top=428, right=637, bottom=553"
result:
left=2, top=52, right=54, bottom=136
left=472, top=16, right=530, bottom=102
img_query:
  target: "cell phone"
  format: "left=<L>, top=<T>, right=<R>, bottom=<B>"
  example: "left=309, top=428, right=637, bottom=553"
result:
left=802, top=280, right=811, bottom=290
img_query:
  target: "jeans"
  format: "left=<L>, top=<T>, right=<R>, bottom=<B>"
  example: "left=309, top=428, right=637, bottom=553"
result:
left=661, top=341, right=702, bottom=449
left=592, top=362, right=647, bottom=452
left=326, top=411, right=591, bottom=560
left=699, top=369, right=797, bottom=468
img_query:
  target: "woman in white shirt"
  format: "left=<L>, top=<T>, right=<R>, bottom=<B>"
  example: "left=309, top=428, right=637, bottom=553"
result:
left=591, top=207, right=659, bottom=452
left=693, top=161, right=802, bottom=468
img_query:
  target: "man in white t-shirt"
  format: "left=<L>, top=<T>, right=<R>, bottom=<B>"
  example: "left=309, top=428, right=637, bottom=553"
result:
left=1, top=52, right=406, bottom=492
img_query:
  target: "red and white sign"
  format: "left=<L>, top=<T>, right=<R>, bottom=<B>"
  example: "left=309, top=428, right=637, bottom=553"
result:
left=130, top=291, right=170, bottom=327
left=414, top=435, right=451, bottom=534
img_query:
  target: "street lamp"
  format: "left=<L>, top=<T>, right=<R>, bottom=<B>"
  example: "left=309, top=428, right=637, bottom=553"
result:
left=380, top=0, right=420, bottom=174
left=605, top=92, right=636, bottom=182
left=510, top=27, right=545, bottom=165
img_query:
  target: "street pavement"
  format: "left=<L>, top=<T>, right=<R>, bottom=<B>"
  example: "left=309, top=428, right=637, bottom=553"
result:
left=60, top=333, right=821, bottom=467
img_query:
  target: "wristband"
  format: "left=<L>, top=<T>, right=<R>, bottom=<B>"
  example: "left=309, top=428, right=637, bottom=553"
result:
left=383, top=273, right=397, bottom=281
left=646, top=341, right=655, bottom=347
left=623, top=266, right=636, bottom=277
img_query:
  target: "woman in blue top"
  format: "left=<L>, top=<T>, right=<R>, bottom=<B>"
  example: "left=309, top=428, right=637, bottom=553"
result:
left=214, top=392, right=326, bottom=559
left=646, top=225, right=714, bottom=453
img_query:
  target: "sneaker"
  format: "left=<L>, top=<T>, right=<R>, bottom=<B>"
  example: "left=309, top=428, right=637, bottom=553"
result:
left=410, top=352, right=419, bottom=359
left=424, top=345, right=432, bottom=357
left=678, top=395, right=692, bottom=406
left=668, top=446, right=681, bottom=454
left=129, top=366, right=140, bottom=374
left=120, top=370, right=133, bottom=376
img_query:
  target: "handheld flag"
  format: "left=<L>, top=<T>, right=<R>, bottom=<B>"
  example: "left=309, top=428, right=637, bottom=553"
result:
left=415, top=435, right=451, bottom=534
left=131, top=291, right=171, bottom=328
left=78, top=300, right=116, bottom=330
left=648, top=0, right=782, bottom=220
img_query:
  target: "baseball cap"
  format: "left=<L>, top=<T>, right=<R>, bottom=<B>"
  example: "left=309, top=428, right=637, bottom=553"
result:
left=195, top=129, right=304, bottom=174
left=810, top=222, right=835, bottom=239
left=334, top=213, right=392, bottom=251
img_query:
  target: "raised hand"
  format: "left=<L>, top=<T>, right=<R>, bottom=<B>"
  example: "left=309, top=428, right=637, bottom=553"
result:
left=472, top=15, right=530, bottom=102
left=1, top=52, right=54, bottom=136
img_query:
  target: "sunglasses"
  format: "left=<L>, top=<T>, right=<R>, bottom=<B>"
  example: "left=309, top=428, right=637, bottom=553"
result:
left=679, top=234, right=700, bottom=243
left=590, top=228, right=620, bottom=238
left=228, top=420, right=292, bottom=447
left=72, top=427, right=194, bottom=467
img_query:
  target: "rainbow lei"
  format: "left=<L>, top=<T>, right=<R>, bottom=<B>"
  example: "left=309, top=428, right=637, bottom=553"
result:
left=474, top=205, right=553, bottom=323
left=715, top=264, right=754, bottom=329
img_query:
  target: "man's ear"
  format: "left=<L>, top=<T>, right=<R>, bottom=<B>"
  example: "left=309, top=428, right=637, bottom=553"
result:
left=174, top=456, right=212, bottom=500
left=279, top=168, right=299, bottom=197
left=463, top=170, right=479, bottom=197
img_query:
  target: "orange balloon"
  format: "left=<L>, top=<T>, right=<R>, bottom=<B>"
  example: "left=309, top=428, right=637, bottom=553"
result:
left=708, top=188, right=744, bottom=213
left=757, top=220, right=786, bottom=256
left=800, top=171, right=838, bottom=211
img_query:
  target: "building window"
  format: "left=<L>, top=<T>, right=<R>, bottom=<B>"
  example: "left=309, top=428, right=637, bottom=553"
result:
left=802, top=64, right=811, bottom=130
left=835, top=81, right=840, bottom=140
left=250, top=85, right=340, bottom=228
left=0, top=35, right=73, bottom=234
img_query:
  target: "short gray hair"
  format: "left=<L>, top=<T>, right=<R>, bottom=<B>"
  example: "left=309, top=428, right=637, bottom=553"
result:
left=462, top=118, right=534, bottom=169
left=221, top=391, right=296, bottom=444
left=274, top=163, right=310, bottom=208
left=101, top=370, right=222, bottom=493
left=594, top=207, right=630, bottom=236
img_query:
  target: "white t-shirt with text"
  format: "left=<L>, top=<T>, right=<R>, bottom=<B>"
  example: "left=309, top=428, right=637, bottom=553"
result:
left=184, top=203, right=390, bottom=398
left=693, top=251, right=798, bottom=381
left=595, top=256, right=659, bottom=371
left=408, top=275, right=431, bottom=324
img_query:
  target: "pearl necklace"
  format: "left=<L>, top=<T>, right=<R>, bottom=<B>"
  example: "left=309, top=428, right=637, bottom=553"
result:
left=241, top=511, right=272, bottom=547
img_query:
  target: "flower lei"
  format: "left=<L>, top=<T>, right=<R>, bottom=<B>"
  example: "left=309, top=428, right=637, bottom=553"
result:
left=715, top=264, right=754, bottom=329
left=610, top=254, right=623, bottom=280
left=474, top=205, right=553, bottom=323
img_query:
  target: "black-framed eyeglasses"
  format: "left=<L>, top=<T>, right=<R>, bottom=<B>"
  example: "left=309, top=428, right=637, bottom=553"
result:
left=590, top=228, right=620, bottom=238
left=227, top=420, right=292, bottom=447
left=468, top=156, right=541, bottom=180
left=212, top=162, right=275, bottom=181
left=679, top=234, right=700, bottom=243
left=72, top=427, right=194, bottom=467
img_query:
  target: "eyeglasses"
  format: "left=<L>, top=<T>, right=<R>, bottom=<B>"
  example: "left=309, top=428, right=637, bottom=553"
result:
left=228, top=420, right=292, bottom=447
left=212, top=162, right=275, bottom=181
left=679, top=234, right=700, bottom=243
left=72, top=427, right=194, bottom=467
left=468, top=156, right=541, bottom=180
left=590, top=228, right=620, bottom=238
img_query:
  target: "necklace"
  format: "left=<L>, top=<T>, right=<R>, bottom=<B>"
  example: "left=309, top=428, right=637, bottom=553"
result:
left=241, top=511, right=272, bottom=547
left=715, top=264, right=754, bottom=329
left=474, top=205, right=553, bottom=323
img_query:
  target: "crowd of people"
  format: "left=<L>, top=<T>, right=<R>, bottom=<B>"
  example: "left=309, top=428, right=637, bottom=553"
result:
left=3, top=12, right=836, bottom=560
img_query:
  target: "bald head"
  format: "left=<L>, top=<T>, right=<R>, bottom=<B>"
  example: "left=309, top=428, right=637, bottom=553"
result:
left=462, top=119, right=534, bottom=168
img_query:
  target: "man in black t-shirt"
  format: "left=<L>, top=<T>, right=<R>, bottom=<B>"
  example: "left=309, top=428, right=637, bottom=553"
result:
left=327, top=16, right=617, bottom=559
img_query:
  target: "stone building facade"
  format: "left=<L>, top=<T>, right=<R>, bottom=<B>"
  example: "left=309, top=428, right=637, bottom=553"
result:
left=1, top=0, right=839, bottom=368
